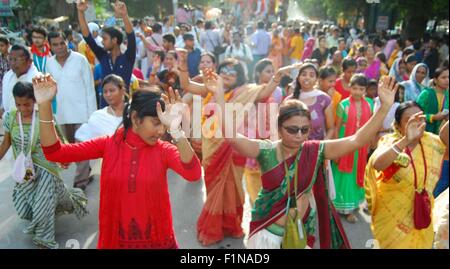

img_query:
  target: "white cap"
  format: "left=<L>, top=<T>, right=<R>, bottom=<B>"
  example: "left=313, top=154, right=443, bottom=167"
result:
left=88, top=22, right=100, bottom=34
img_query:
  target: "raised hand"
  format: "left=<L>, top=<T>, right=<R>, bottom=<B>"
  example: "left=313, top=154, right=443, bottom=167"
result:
left=405, top=112, right=426, bottom=143
left=156, top=87, right=187, bottom=132
left=76, top=0, right=88, bottom=12
left=176, top=48, right=188, bottom=67
left=112, top=0, right=128, bottom=18
left=377, top=76, right=398, bottom=109
left=204, top=69, right=223, bottom=95
left=32, top=74, right=58, bottom=105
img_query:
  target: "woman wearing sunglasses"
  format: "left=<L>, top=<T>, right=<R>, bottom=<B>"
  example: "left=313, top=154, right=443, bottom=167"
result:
left=203, top=71, right=398, bottom=249
left=177, top=53, right=294, bottom=246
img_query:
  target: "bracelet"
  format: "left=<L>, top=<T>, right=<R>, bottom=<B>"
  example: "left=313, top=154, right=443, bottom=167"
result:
left=39, top=119, right=55, bottom=124
left=178, top=68, right=189, bottom=73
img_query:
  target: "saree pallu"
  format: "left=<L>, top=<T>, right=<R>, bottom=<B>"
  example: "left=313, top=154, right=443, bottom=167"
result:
left=197, top=84, right=263, bottom=246
left=249, top=140, right=350, bottom=249
left=365, top=132, right=446, bottom=249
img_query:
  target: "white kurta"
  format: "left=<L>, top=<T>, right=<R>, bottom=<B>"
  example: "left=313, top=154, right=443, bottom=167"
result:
left=46, top=51, right=97, bottom=125
left=75, top=107, right=122, bottom=142
left=1, top=65, right=40, bottom=113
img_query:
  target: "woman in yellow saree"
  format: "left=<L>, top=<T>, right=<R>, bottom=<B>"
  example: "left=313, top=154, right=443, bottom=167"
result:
left=365, top=101, right=448, bottom=249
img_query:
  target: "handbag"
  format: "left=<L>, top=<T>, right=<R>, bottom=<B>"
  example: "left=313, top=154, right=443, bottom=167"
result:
left=406, top=142, right=432, bottom=230
left=281, top=154, right=307, bottom=249
left=12, top=110, right=36, bottom=184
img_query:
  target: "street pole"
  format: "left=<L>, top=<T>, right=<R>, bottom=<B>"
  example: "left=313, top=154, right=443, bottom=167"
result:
left=173, top=0, right=178, bottom=17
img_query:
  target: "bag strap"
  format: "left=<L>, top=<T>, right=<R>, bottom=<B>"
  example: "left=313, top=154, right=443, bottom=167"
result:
left=150, top=36, right=161, bottom=47
left=282, top=148, right=299, bottom=215
left=17, top=109, right=36, bottom=155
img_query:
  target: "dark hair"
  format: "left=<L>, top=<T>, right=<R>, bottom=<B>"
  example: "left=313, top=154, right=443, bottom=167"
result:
left=396, top=38, right=405, bottom=49
left=293, top=63, right=319, bottom=99
left=342, top=58, right=357, bottom=71
left=163, top=33, right=176, bottom=45
left=376, top=52, right=387, bottom=64
left=48, top=31, right=67, bottom=43
left=395, top=101, right=423, bottom=126
left=217, top=58, right=247, bottom=88
left=403, top=48, right=414, bottom=57
left=395, top=84, right=405, bottom=103
left=31, top=26, right=48, bottom=38
left=278, top=99, right=311, bottom=128
left=318, top=35, right=326, bottom=43
left=13, top=81, right=35, bottom=101
left=163, top=17, right=170, bottom=24
left=205, top=21, right=213, bottom=30
left=0, top=35, right=9, bottom=45
left=63, top=29, right=73, bottom=39
left=154, top=50, right=165, bottom=62
left=433, top=66, right=449, bottom=79
left=280, top=75, right=293, bottom=88
left=196, top=19, right=204, bottom=25
left=319, top=66, right=336, bottom=79
left=373, top=38, right=383, bottom=48
left=254, top=59, right=273, bottom=84
left=102, top=74, right=125, bottom=89
left=122, top=90, right=165, bottom=140
left=350, top=74, right=368, bottom=87
left=257, top=21, right=265, bottom=29
left=103, top=27, right=124, bottom=45
left=367, top=79, right=378, bottom=88
left=152, top=23, right=162, bottom=33
left=10, top=44, right=31, bottom=60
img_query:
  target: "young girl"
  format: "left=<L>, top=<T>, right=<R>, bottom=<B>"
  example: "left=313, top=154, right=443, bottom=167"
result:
left=318, top=67, right=340, bottom=121
left=289, top=63, right=335, bottom=140
left=332, top=74, right=374, bottom=223
left=0, top=82, right=88, bottom=249
left=335, top=58, right=357, bottom=99
left=33, top=74, right=201, bottom=249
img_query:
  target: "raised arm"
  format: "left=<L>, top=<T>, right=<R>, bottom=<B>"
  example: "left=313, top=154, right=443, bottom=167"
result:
left=372, top=112, right=426, bottom=171
left=113, top=1, right=133, bottom=34
left=33, top=74, right=105, bottom=163
left=203, top=70, right=260, bottom=159
left=76, top=0, right=90, bottom=37
left=324, top=76, right=398, bottom=161
left=177, top=48, right=208, bottom=97
left=256, top=64, right=299, bottom=102
left=0, top=132, right=11, bottom=160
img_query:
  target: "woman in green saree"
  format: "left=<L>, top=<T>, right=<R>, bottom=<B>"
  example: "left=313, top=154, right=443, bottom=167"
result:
left=203, top=72, right=399, bottom=249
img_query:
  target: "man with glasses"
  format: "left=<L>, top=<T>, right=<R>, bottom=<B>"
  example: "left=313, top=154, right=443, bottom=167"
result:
left=1, top=45, right=39, bottom=116
left=30, top=26, right=52, bottom=73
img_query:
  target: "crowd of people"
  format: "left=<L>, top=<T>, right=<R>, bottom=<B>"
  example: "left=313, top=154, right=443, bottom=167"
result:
left=0, top=0, right=448, bottom=249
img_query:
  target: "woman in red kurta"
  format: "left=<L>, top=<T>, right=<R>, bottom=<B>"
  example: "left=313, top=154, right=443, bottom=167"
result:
left=33, top=75, right=202, bottom=249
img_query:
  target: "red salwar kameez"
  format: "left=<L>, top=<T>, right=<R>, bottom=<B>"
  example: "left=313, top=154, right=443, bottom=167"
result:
left=42, top=128, right=202, bottom=249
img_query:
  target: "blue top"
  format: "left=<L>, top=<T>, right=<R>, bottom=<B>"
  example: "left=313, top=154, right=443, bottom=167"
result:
left=187, top=48, right=201, bottom=78
left=250, top=30, right=271, bottom=56
left=84, top=31, right=136, bottom=89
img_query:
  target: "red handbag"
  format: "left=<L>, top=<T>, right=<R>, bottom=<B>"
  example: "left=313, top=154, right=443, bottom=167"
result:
left=413, top=189, right=432, bottom=230
left=406, top=143, right=432, bottom=230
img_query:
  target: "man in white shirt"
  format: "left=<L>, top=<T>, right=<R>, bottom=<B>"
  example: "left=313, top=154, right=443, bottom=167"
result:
left=46, top=31, right=97, bottom=190
left=1, top=44, right=39, bottom=117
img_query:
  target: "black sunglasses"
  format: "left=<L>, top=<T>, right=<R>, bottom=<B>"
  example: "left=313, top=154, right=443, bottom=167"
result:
left=283, top=125, right=310, bottom=135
